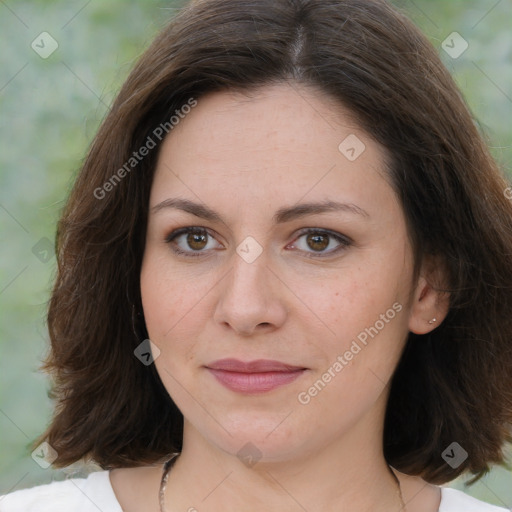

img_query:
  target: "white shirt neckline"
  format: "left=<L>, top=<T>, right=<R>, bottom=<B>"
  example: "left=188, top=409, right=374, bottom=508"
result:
left=2, top=469, right=508, bottom=511
left=103, top=469, right=507, bottom=512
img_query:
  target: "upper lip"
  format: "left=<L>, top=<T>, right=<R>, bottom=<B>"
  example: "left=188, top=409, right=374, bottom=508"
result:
left=206, top=358, right=306, bottom=373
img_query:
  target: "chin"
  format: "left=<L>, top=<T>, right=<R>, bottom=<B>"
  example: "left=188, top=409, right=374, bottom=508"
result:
left=190, top=409, right=321, bottom=465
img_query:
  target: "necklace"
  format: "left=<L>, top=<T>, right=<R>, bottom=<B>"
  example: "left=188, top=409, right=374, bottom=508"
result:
left=159, top=453, right=179, bottom=511
left=159, top=454, right=407, bottom=512
left=388, top=464, right=408, bottom=511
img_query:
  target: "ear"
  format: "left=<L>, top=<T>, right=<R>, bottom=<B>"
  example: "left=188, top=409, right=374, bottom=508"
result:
left=408, top=257, right=450, bottom=335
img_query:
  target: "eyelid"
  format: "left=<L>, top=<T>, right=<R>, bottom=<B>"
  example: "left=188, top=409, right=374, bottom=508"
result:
left=164, top=226, right=218, bottom=244
left=292, top=227, right=353, bottom=244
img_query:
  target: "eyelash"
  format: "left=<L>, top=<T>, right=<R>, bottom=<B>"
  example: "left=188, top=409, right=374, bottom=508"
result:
left=164, top=227, right=352, bottom=259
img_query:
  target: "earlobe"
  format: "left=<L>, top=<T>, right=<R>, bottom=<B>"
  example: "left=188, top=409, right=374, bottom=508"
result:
left=408, top=275, right=450, bottom=335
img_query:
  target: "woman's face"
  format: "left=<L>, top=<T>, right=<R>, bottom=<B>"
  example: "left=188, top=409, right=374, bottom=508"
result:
left=141, top=83, right=425, bottom=463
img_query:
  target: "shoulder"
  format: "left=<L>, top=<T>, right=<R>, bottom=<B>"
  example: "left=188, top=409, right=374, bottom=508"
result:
left=0, top=471, right=122, bottom=512
left=440, top=487, right=509, bottom=512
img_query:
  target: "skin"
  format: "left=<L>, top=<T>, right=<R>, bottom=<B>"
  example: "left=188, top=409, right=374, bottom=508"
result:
left=110, top=83, right=448, bottom=512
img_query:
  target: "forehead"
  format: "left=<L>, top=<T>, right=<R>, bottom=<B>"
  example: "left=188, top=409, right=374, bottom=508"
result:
left=150, top=83, right=396, bottom=222
left=164, top=83, right=368, bottom=161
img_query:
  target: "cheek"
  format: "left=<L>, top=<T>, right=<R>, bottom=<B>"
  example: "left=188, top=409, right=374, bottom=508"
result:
left=140, top=261, right=168, bottom=341
left=140, top=246, right=198, bottom=337
left=140, top=249, right=212, bottom=379
left=298, top=255, right=410, bottom=379
left=141, top=250, right=185, bottom=346
left=296, top=260, right=404, bottom=338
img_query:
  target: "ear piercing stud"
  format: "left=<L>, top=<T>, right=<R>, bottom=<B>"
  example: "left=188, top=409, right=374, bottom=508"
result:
left=428, top=318, right=437, bottom=325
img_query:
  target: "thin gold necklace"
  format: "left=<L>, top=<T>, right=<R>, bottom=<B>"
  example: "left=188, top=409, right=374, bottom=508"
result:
left=159, top=453, right=179, bottom=511
left=159, top=454, right=407, bottom=512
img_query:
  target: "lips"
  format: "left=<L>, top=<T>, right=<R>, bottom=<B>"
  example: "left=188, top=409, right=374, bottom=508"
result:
left=205, top=358, right=307, bottom=394
left=207, top=358, right=305, bottom=372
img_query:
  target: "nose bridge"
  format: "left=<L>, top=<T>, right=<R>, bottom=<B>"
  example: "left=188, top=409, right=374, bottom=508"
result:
left=226, top=248, right=270, bottom=305
left=214, top=245, right=287, bottom=334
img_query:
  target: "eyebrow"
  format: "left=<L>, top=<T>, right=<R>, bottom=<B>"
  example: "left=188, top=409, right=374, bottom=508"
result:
left=151, top=198, right=370, bottom=224
left=151, top=198, right=369, bottom=223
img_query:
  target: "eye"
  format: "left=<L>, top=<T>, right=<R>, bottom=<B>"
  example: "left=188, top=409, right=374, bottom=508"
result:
left=287, top=228, right=352, bottom=257
left=165, top=227, right=223, bottom=257
left=165, top=227, right=352, bottom=259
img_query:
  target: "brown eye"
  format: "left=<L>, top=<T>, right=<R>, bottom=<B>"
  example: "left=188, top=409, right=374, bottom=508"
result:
left=306, top=233, right=329, bottom=251
left=165, top=227, right=223, bottom=257
left=187, top=231, right=208, bottom=250
left=288, top=229, right=352, bottom=258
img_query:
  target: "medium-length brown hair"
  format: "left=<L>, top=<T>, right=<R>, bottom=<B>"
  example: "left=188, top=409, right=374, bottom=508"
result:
left=38, top=0, right=512, bottom=485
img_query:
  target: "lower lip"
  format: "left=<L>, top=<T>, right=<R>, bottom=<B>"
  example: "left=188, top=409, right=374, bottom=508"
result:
left=207, top=368, right=306, bottom=393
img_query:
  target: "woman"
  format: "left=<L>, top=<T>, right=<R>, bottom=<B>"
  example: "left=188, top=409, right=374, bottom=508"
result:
left=2, top=0, right=511, bottom=510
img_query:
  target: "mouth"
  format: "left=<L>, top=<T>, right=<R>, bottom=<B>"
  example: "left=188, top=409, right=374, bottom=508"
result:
left=204, top=358, right=307, bottom=394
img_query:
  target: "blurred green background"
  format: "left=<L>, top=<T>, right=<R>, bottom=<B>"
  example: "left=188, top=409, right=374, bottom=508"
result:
left=0, top=0, right=511, bottom=506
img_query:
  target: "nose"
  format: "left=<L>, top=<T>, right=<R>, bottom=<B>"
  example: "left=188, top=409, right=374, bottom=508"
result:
left=213, top=249, right=288, bottom=337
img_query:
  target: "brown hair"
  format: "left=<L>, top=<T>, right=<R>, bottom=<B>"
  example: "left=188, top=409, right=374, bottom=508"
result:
left=38, top=0, right=512, bottom=484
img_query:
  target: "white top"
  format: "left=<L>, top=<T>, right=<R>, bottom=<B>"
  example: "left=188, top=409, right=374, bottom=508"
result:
left=0, top=470, right=508, bottom=511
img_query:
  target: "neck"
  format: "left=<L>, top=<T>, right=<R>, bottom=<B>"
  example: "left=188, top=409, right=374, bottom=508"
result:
left=164, top=417, right=404, bottom=512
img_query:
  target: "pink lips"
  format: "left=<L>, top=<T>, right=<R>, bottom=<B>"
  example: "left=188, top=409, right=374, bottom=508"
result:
left=205, top=358, right=306, bottom=394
